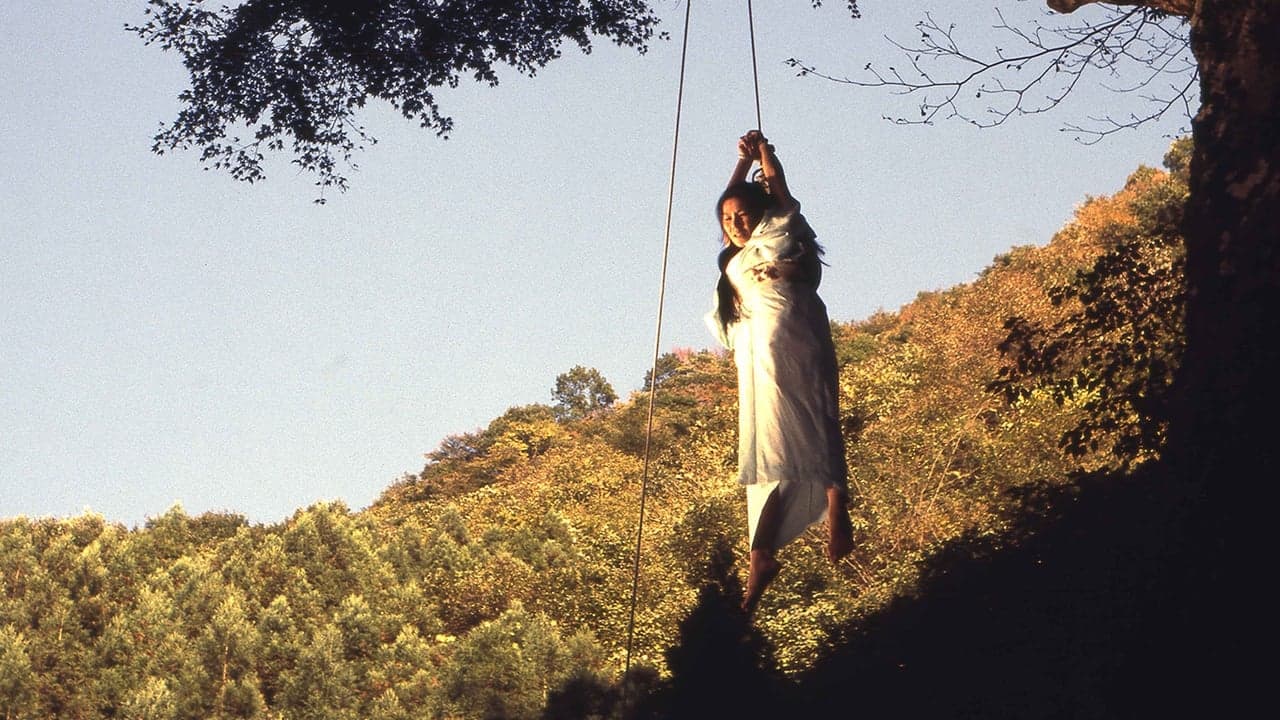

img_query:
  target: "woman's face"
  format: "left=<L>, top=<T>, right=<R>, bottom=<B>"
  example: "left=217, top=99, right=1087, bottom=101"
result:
left=721, top=196, right=762, bottom=248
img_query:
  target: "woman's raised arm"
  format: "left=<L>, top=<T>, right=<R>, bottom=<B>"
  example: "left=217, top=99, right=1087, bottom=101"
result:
left=756, top=135, right=796, bottom=212
left=728, top=133, right=754, bottom=186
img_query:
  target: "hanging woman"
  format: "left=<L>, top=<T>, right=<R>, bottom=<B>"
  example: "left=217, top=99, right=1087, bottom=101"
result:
left=707, top=130, right=855, bottom=614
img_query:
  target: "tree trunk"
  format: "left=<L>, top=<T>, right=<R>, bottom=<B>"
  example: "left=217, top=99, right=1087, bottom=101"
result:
left=1168, top=0, right=1278, bottom=706
left=1175, top=0, right=1280, bottom=496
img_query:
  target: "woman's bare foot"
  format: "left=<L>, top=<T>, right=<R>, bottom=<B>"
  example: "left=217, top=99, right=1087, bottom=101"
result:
left=826, top=489, right=855, bottom=563
left=743, top=549, right=780, bottom=615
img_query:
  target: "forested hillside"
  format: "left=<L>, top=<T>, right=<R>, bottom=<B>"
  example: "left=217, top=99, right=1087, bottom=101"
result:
left=1, top=141, right=1188, bottom=719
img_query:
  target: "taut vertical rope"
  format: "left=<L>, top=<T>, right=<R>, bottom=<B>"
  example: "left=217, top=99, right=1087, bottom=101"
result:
left=623, top=0, right=766, bottom=680
left=624, top=0, right=692, bottom=676
left=747, top=0, right=763, bottom=131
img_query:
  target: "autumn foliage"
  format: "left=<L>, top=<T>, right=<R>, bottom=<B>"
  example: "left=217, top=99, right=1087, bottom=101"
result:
left=0, top=143, right=1190, bottom=718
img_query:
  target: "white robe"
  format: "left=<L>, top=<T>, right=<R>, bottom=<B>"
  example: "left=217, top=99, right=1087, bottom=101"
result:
left=707, top=205, right=849, bottom=549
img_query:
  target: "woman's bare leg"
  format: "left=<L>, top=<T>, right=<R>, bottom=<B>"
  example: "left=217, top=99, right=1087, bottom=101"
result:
left=744, top=489, right=782, bottom=615
left=826, top=486, right=854, bottom=563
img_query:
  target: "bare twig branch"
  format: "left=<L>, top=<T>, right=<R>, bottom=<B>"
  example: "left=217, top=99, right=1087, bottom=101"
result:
left=786, top=5, right=1195, bottom=139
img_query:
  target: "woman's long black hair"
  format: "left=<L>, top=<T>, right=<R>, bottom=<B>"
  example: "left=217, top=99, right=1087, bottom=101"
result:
left=714, top=180, right=827, bottom=334
left=715, top=181, right=773, bottom=330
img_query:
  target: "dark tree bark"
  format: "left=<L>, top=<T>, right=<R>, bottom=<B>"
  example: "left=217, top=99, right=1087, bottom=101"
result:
left=1171, top=3, right=1278, bottom=690
left=1174, top=1, right=1280, bottom=479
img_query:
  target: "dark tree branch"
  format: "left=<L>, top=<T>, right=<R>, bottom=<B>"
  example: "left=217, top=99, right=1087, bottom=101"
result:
left=1048, top=0, right=1192, bottom=17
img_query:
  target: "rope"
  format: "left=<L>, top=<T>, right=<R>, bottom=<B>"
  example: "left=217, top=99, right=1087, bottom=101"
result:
left=623, top=0, right=692, bottom=676
left=747, top=0, right=763, bottom=131
left=622, top=0, right=765, bottom=677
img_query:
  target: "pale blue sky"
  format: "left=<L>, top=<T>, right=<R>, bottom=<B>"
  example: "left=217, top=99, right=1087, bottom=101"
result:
left=1, top=1, right=1188, bottom=527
